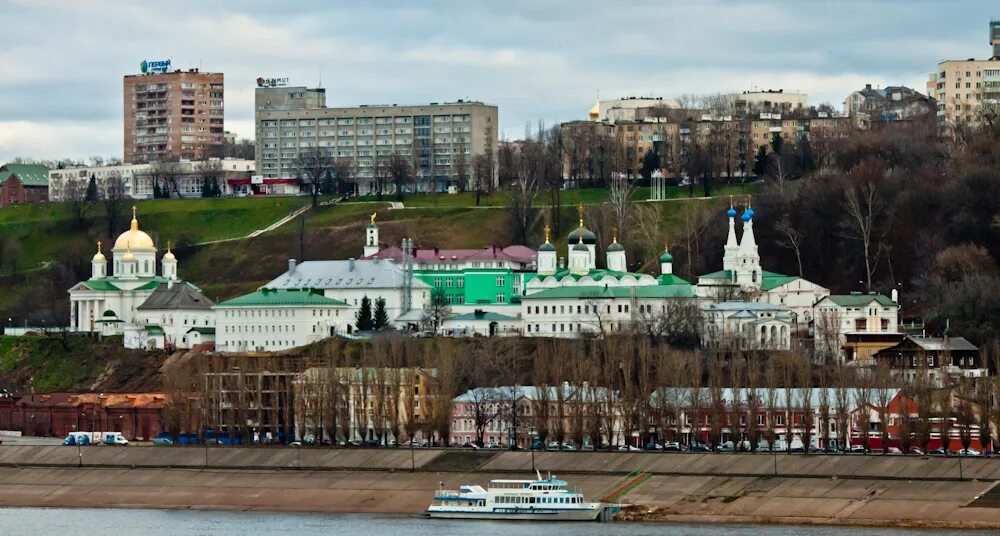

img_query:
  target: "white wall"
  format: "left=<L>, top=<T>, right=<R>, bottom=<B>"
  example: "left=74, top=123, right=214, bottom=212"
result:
left=215, top=304, right=349, bottom=352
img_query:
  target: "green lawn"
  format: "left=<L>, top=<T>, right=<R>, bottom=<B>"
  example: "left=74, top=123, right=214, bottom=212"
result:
left=343, top=183, right=758, bottom=208
left=0, top=196, right=312, bottom=274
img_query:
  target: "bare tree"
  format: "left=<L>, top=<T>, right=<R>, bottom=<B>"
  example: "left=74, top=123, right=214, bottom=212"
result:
left=102, top=171, right=128, bottom=240
left=607, top=174, right=636, bottom=243
left=775, top=214, right=804, bottom=277
left=842, top=178, right=887, bottom=291
left=63, top=178, right=92, bottom=229
left=293, top=146, right=334, bottom=207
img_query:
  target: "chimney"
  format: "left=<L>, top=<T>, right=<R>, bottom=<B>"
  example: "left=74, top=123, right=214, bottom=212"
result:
left=865, top=83, right=872, bottom=90
left=288, top=259, right=296, bottom=274
left=348, top=258, right=355, bottom=271
left=891, top=288, right=899, bottom=304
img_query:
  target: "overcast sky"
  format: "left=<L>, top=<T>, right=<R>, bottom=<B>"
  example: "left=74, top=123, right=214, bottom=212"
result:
left=0, top=0, right=995, bottom=163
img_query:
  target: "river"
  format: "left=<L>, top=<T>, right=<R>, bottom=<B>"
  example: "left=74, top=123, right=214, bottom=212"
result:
left=0, top=508, right=991, bottom=535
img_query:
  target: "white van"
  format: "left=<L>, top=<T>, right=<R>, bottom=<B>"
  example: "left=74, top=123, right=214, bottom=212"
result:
left=99, top=432, right=129, bottom=446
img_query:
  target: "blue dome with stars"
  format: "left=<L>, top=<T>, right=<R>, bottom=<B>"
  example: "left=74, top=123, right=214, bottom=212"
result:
left=727, top=206, right=737, bottom=218
left=741, top=207, right=755, bottom=222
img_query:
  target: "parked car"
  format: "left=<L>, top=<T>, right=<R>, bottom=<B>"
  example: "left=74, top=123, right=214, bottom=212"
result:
left=885, top=447, right=903, bottom=456
left=152, top=437, right=173, bottom=446
left=663, top=442, right=681, bottom=452
left=645, top=442, right=663, bottom=451
left=347, top=440, right=362, bottom=447
left=952, top=448, right=981, bottom=457
left=849, top=444, right=867, bottom=454
left=928, top=447, right=947, bottom=457
left=561, top=443, right=577, bottom=451
left=688, top=443, right=711, bottom=453
left=907, top=446, right=925, bottom=456
left=824, top=445, right=843, bottom=455
left=716, top=441, right=735, bottom=453
left=617, top=445, right=642, bottom=452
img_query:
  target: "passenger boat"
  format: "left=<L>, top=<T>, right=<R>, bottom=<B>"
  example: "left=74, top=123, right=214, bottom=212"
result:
left=425, top=471, right=604, bottom=521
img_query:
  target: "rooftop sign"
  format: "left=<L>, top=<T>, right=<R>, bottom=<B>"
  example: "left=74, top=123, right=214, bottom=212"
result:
left=256, top=77, right=289, bottom=88
left=140, top=59, right=172, bottom=74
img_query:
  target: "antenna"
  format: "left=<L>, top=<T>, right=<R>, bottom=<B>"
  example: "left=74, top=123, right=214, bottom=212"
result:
left=319, top=68, right=322, bottom=88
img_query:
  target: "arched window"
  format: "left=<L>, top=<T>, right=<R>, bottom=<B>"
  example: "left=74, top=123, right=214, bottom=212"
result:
left=752, top=271, right=758, bottom=283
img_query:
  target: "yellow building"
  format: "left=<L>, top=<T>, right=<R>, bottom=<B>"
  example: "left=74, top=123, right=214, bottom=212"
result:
left=927, top=21, right=1000, bottom=130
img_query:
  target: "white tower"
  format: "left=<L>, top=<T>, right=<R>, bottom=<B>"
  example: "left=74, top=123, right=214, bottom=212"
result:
left=606, top=227, right=627, bottom=272
left=722, top=197, right=739, bottom=272
left=364, top=212, right=380, bottom=257
left=734, top=197, right=761, bottom=290
left=162, top=242, right=178, bottom=281
left=660, top=244, right=674, bottom=275
left=91, top=241, right=107, bottom=279
left=569, top=220, right=590, bottom=276
left=537, top=225, right=557, bottom=276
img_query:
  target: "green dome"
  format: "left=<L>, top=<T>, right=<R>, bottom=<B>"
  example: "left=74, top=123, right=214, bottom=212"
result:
left=659, top=250, right=673, bottom=263
left=573, top=242, right=589, bottom=252
left=538, top=243, right=557, bottom=252
left=567, top=227, right=597, bottom=244
left=367, top=223, right=377, bottom=229
left=607, top=242, right=624, bottom=252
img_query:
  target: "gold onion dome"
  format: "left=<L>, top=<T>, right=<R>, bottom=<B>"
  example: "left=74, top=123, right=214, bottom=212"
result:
left=113, top=206, right=155, bottom=250
left=92, top=241, right=106, bottom=262
left=163, top=242, right=176, bottom=261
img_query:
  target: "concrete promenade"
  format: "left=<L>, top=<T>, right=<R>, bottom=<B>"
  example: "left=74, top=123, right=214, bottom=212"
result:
left=4, top=445, right=1000, bottom=481
left=1, top=446, right=1000, bottom=528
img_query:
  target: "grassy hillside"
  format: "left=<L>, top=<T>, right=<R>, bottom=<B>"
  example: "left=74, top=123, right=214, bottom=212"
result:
left=0, top=196, right=312, bottom=275
left=0, top=335, right=167, bottom=393
left=0, top=186, right=749, bottom=322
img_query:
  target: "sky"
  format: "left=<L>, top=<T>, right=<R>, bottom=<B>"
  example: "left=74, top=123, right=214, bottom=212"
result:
left=0, top=0, right=995, bottom=163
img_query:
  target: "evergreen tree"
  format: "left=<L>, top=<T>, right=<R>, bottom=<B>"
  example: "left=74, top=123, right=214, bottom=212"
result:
left=373, top=297, right=389, bottom=330
left=320, top=169, right=335, bottom=196
left=211, top=179, right=222, bottom=197
left=770, top=132, right=784, bottom=155
left=85, top=174, right=99, bottom=202
left=752, top=146, right=768, bottom=177
left=355, top=295, right=373, bottom=331
left=201, top=177, right=211, bottom=197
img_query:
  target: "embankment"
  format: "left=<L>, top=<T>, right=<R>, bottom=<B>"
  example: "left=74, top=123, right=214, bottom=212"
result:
left=2, top=446, right=1000, bottom=528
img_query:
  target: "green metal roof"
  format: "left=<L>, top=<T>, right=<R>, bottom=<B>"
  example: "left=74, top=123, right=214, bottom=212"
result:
left=216, top=288, right=348, bottom=308
left=699, top=269, right=732, bottom=280
left=82, top=280, right=121, bottom=292
left=822, top=294, right=897, bottom=307
left=448, top=311, right=519, bottom=321
left=0, top=164, right=50, bottom=186
left=760, top=271, right=800, bottom=291
left=187, top=327, right=216, bottom=335
left=144, top=325, right=164, bottom=334
left=657, top=274, right=690, bottom=286
left=523, top=284, right=695, bottom=300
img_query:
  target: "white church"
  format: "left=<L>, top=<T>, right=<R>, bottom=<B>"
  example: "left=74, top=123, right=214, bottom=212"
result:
left=68, top=207, right=212, bottom=349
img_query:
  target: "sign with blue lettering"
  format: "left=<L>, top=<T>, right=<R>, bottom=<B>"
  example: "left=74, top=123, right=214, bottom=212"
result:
left=140, top=59, right=172, bottom=74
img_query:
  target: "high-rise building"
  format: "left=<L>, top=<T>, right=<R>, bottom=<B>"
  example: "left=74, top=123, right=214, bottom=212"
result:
left=927, top=21, right=1000, bottom=130
left=254, top=84, right=498, bottom=193
left=123, top=66, right=224, bottom=164
left=991, top=19, right=1000, bottom=58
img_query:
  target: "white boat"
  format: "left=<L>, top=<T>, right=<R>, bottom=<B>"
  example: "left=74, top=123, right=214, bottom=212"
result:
left=425, top=471, right=604, bottom=521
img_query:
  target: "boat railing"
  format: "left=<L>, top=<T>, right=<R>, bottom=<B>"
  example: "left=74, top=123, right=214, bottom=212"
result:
left=435, top=490, right=462, bottom=498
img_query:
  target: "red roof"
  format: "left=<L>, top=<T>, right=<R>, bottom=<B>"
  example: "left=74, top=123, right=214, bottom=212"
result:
left=363, top=245, right=537, bottom=264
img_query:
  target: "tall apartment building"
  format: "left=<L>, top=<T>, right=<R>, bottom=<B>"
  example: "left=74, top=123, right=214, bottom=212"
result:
left=123, top=69, right=224, bottom=164
left=927, top=21, right=1000, bottom=129
left=254, top=85, right=498, bottom=193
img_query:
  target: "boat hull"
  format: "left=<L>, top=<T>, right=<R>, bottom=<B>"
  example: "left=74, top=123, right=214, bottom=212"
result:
left=426, top=508, right=602, bottom=521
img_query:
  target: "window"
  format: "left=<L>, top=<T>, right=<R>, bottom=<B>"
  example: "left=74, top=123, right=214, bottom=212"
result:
left=497, top=276, right=506, bottom=287
left=496, top=293, right=506, bottom=304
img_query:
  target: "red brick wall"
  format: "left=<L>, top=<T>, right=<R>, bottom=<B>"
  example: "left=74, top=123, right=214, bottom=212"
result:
left=0, top=176, right=48, bottom=208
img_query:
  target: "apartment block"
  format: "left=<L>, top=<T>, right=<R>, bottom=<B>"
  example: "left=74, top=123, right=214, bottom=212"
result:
left=927, top=21, right=1000, bottom=129
left=254, top=86, right=499, bottom=193
left=123, top=69, right=225, bottom=164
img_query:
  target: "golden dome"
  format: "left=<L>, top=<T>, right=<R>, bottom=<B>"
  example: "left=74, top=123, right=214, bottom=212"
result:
left=113, top=206, right=155, bottom=250
left=163, top=242, right=176, bottom=262
left=122, top=249, right=136, bottom=262
left=92, top=241, right=106, bottom=262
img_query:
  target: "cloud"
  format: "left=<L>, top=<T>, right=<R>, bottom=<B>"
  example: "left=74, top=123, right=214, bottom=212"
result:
left=0, top=0, right=995, bottom=162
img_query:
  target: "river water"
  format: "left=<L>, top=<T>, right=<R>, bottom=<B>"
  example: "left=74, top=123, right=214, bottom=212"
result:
left=0, top=508, right=990, bottom=535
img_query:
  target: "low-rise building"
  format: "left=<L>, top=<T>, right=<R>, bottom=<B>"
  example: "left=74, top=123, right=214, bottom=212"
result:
left=873, top=335, right=986, bottom=384
left=262, top=258, right=430, bottom=331
left=214, top=288, right=350, bottom=353
left=702, top=302, right=793, bottom=351
left=0, top=163, right=49, bottom=208
left=48, top=159, right=256, bottom=201
left=813, top=293, right=901, bottom=363
left=125, top=281, right=215, bottom=350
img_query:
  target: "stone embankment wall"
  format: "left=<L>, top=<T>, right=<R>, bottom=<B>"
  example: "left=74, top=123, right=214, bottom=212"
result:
left=6, top=446, right=1000, bottom=481
left=2, top=447, right=1000, bottom=528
